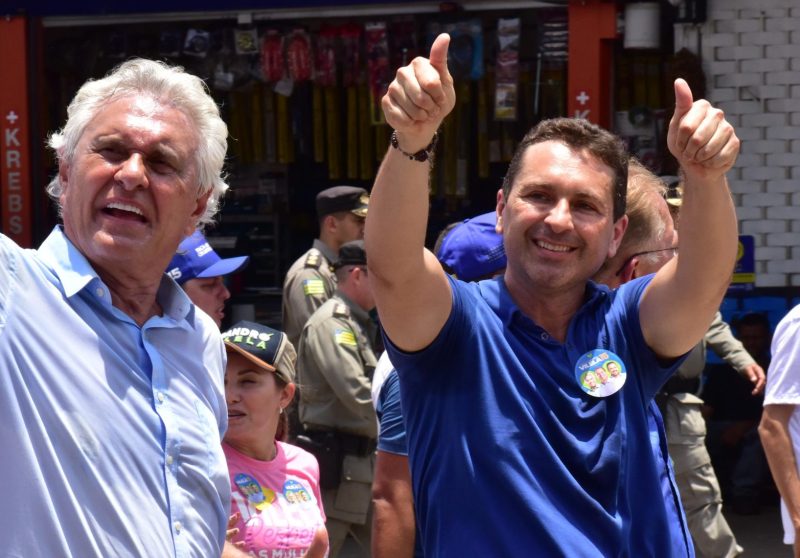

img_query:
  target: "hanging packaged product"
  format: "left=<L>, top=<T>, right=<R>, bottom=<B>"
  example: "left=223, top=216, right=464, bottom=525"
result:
left=390, top=18, right=418, bottom=68
left=286, top=28, right=313, bottom=82
left=184, top=29, right=211, bottom=58
left=260, top=30, right=285, bottom=83
left=234, top=28, right=259, bottom=56
left=340, top=24, right=362, bottom=88
left=365, top=21, right=390, bottom=125
left=425, top=20, right=483, bottom=81
left=338, top=24, right=361, bottom=178
left=315, top=26, right=338, bottom=87
left=494, top=17, right=520, bottom=121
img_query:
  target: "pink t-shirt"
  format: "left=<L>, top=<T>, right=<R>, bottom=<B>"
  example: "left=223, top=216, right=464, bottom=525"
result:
left=224, top=441, right=326, bottom=557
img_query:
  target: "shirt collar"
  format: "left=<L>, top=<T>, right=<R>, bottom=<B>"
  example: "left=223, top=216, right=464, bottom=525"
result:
left=37, top=226, right=196, bottom=326
left=478, top=275, right=609, bottom=328
left=312, top=238, right=338, bottom=265
left=334, top=290, right=371, bottom=325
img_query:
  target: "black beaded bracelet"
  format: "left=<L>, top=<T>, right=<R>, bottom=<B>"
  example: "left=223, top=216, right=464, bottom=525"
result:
left=390, top=130, right=438, bottom=162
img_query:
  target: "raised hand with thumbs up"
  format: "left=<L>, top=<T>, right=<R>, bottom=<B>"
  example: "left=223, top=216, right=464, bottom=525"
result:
left=667, top=78, right=740, bottom=182
left=381, top=33, right=456, bottom=155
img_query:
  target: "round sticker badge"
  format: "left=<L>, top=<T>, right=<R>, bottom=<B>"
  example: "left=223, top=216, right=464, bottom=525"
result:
left=234, top=473, right=273, bottom=510
left=575, top=349, right=627, bottom=398
left=283, top=479, right=312, bottom=504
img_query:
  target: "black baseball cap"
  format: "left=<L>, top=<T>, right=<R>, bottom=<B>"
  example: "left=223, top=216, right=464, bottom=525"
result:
left=221, top=321, right=295, bottom=383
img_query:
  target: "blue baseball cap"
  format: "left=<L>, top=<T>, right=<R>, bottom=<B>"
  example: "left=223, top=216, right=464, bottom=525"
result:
left=436, top=212, right=506, bottom=281
left=166, top=230, right=249, bottom=285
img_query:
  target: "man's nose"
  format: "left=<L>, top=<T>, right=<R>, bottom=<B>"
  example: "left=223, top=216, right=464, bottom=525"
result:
left=115, top=153, right=148, bottom=190
left=544, top=199, right=573, bottom=232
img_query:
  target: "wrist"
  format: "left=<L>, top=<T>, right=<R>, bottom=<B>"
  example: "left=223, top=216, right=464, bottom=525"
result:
left=391, top=130, right=438, bottom=162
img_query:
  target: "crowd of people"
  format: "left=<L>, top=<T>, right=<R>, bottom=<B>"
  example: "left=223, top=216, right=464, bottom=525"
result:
left=0, top=31, right=795, bottom=558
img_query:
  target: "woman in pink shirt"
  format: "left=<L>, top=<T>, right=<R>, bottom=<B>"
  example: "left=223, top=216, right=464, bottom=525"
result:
left=221, top=320, right=328, bottom=558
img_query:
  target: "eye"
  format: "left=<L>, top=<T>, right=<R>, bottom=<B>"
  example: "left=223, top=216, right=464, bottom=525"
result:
left=573, top=200, right=599, bottom=213
left=149, top=159, right=175, bottom=175
left=526, top=191, right=550, bottom=202
left=98, top=146, right=126, bottom=162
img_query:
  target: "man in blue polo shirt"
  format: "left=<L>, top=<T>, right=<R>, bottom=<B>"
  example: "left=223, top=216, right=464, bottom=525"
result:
left=0, top=59, right=231, bottom=556
left=365, top=33, right=740, bottom=557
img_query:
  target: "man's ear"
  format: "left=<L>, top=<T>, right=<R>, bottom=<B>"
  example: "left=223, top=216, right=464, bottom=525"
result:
left=495, top=188, right=505, bottom=234
left=58, top=159, right=71, bottom=205
left=619, top=256, right=639, bottom=284
left=607, top=215, right=629, bottom=259
left=184, top=190, right=212, bottom=236
left=321, top=214, right=336, bottom=234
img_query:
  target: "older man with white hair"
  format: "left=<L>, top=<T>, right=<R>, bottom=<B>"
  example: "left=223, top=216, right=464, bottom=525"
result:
left=0, top=59, right=231, bottom=557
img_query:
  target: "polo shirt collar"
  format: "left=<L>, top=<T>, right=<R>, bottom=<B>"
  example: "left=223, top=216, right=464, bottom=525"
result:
left=479, top=275, right=609, bottom=328
left=38, top=226, right=196, bottom=325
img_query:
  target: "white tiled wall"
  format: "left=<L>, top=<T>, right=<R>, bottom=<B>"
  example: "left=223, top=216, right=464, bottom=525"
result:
left=680, top=1, right=800, bottom=286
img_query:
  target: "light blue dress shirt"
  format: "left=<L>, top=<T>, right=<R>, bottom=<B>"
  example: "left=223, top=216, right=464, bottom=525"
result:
left=0, top=227, right=230, bottom=557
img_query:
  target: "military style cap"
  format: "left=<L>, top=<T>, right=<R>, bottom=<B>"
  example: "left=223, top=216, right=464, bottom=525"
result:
left=437, top=212, right=507, bottom=281
left=167, top=230, right=249, bottom=285
left=333, top=240, right=367, bottom=269
left=221, top=320, right=296, bottom=383
left=316, top=186, right=369, bottom=218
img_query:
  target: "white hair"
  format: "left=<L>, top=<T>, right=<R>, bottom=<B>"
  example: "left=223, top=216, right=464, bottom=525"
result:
left=46, top=58, right=228, bottom=228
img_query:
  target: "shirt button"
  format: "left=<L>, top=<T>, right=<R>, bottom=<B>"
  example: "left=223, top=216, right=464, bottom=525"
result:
left=166, top=455, right=174, bottom=465
left=95, top=287, right=104, bottom=297
left=174, top=521, right=182, bottom=533
left=156, top=392, right=165, bottom=403
left=541, top=332, right=549, bottom=340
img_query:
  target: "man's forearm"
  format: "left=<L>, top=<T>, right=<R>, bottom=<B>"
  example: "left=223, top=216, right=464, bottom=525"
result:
left=372, top=496, right=416, bottom=558
left=761, top=407, right=800, bottom=529
left=366, top=147, right=434, bottom=285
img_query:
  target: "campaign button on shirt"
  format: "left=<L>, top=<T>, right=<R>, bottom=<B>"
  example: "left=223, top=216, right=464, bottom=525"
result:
left=575, top=349, right=627, bottom=398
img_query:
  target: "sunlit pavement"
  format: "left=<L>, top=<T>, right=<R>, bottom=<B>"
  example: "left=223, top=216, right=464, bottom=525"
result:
left=727, top=501, right=791, bottom=558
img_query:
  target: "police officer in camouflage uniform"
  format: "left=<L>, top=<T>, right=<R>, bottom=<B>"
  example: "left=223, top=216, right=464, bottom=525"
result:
left=296, top=240, right=377, bottom=558
left=282, top=186, right=369, bottom=347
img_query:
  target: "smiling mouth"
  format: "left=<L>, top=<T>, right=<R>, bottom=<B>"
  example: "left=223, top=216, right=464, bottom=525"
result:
left=103, top=202, right=146, bottom=223
left=536, top=239, right=573, bottom=253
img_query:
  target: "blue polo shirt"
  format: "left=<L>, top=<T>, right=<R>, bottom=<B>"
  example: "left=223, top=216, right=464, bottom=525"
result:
left=386, top=275, right=687, bottom=557
left=0, top=228, right=230, bottom=557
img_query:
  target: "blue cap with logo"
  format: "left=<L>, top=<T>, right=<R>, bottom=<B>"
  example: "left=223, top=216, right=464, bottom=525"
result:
left=167, top=230, right=249, bottom=285
left=436, top=212, right=506, bottom=281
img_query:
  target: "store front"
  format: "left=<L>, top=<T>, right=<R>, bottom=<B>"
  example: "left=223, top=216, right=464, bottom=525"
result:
left=4, top=0, right=694, bottom=326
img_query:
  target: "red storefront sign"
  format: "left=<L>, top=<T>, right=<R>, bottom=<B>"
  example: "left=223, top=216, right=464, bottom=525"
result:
left=0, top=17, right=32, bottom=247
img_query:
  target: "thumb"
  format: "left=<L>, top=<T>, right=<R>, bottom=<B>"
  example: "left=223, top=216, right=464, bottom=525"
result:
left=429, top=33, right=451, bottom=76
left=673, top=78, right=693, bottom=119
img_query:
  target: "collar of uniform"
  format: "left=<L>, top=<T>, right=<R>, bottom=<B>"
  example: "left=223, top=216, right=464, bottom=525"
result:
left=333, top=290, right=371, bottom=326
left=478, top=275, right=608, bottom=329
left=38, top=226, right=196, bottom=325
left=312, top=238, right=338, bottom=266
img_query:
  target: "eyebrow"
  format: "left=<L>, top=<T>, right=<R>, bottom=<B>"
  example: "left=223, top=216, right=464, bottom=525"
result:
left=93, top=135, right=184, bottom=166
